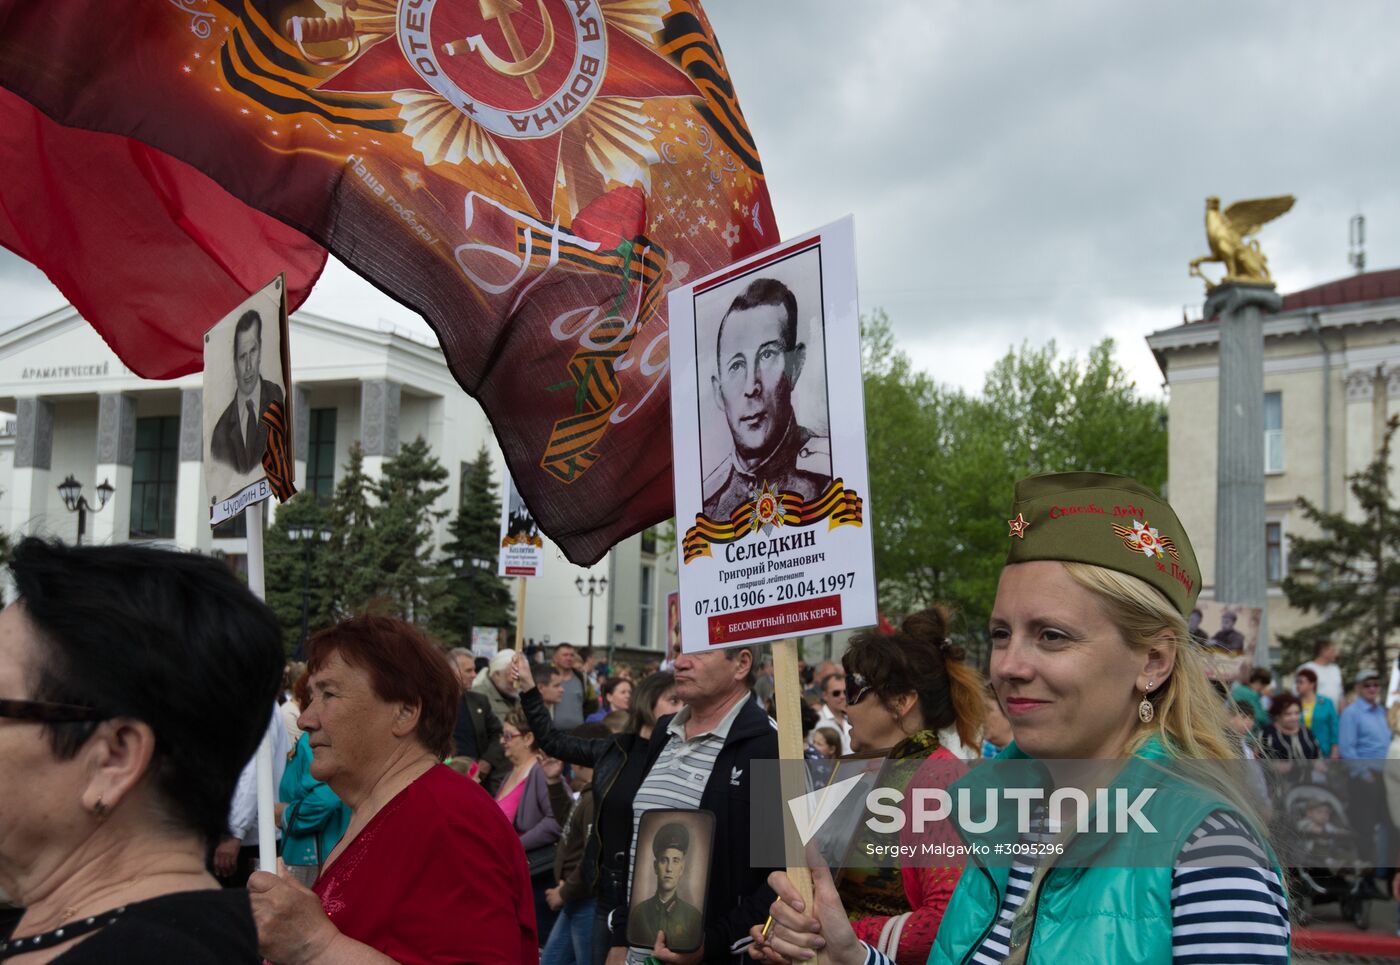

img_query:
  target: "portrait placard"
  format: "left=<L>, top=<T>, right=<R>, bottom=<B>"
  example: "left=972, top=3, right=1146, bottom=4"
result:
left=667, top=217, right=876, bottom=652
left=498, top=473, right=544, bottom=577
left=470, top=626, right=500, bottom=659
left=626, top=810, right=713, bottom=953
left=1191, top=599, right=1262, bottom=679
left=205, top=274, right=295, bottom=524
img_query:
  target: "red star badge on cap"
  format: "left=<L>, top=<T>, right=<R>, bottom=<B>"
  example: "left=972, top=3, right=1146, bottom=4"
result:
left=1008, top=513, right=1030, bottom=539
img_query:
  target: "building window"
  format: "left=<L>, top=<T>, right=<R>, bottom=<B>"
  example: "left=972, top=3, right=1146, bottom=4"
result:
left=1264, top=391, right=1283, bottom=474
left=306, top=408, right=337, bottom=500
left=639, top=564, right=654, bottom=649
left=640, top=526, right=657, bottom=555
left=129, top=416, right=179, bottom=539
left=1266, top=521, right=1283, bottom=583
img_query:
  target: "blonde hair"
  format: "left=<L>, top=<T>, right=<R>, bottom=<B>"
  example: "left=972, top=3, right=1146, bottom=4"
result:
left=1060, top=562, right=1241, bottom=762
left=1001, top=561, right=1278, bottom=963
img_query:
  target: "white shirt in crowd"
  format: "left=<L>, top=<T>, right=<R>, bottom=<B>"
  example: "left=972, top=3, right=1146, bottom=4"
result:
left=227, top=704, right=291, bottom=844
left=1296, top=660, right=1344, bottom=706
left=814, top=703, right=853, bottom=754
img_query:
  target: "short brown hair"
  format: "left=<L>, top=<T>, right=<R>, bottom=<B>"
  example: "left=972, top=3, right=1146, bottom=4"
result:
left=306, top=615, right=458, bottom=759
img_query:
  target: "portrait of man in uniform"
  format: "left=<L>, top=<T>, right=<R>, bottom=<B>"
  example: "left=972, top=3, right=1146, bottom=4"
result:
left=629, top=820, right=704, bottom=952
left=210, top=308, right=284, bottom=474
left=700, top=277, right=832, bottom=520
left=1210, top=609, right=1245, bottom=653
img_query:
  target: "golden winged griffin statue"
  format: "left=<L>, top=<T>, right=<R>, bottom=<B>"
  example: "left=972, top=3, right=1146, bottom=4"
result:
left=1189, top=195, right=1295, bottom=290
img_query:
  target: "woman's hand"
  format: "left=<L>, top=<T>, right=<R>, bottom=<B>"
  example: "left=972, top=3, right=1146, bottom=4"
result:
left=545, top=884, right=564, bottom=912
left=249, top=869, right=340, bottom=965
left=213, top=835, right=241, bottom=878
left=538, top=752, right=565, bottom=783
left=748, top=866, right=862, bottom=965
left=512, top=652, right=536, bottom=692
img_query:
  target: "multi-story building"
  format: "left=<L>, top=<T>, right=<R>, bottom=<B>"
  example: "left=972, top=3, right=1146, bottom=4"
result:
left=1145, top=268, right=1400, bottom=653
left=0, top=304, right=675, bottom=658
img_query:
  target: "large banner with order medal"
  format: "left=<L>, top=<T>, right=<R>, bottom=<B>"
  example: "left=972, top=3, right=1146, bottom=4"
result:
left=667, top=217, right=876, bottom=651
left=0, top=0, right=778, bottom=566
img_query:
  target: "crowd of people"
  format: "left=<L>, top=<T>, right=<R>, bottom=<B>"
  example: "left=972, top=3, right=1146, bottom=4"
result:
left=9, top=470, right=1400, bottom=962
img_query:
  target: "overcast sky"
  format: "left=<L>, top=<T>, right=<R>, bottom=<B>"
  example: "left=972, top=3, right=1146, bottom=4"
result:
left=3, top=0, right=1397, bottom=397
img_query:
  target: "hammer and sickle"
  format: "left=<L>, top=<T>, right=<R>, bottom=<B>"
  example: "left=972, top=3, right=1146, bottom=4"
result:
left=441, top=0, right=555, bottom=98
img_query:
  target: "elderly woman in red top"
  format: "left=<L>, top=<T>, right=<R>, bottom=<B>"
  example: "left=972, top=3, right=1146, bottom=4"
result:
left=250, top=615, right=537, bottom=965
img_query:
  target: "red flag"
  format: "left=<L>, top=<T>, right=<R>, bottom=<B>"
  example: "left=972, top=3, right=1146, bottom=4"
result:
left=0, top=0, right=778, bottom=563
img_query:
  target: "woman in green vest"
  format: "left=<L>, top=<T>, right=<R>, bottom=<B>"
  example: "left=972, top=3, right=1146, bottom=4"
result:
left=750, top=473, right=1291, bottom=965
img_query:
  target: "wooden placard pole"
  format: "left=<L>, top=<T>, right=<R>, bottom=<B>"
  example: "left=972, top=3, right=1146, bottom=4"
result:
left=514, top=576, right=527, bottom=650
left=245, top=500, right=278, bottom=874
left=771, top=637, right=823, bottom=961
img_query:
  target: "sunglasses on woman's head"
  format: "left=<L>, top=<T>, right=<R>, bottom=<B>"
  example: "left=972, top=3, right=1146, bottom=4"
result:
left=846, top=673, right=874, bottom=706
left=0, top=699, right=109, bottom=723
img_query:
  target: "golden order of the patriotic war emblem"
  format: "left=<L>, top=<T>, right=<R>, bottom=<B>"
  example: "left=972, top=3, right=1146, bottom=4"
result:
left=398, top=0, right=607, bottom=140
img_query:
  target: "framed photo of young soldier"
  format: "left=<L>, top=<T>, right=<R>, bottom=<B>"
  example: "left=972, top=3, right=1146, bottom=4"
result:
left=626, top=810, right=713, bottom=954
left=1192, top=600, right=1262, bottom=679
left=667, top=217, right=877, bottom=652
left=498, top=473, right=544, bottom=577
left=205, top=274, right=295, bottom=524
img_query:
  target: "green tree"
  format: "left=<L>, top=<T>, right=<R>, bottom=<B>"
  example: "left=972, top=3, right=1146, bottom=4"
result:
left=430, top=445, right=515, bottom=646
left=372, top=436, right=450, bottom=621
left=324, top=442, right=381, bottom=619
left=861, top=313, right=1167, bottom=663
left=265, top=492, right=334, bottom=656
left=1281, top=415, right=1400, bottom=676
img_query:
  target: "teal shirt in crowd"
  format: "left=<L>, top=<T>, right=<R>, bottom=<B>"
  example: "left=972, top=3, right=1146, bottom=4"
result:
left=1231, top=682, right=1269, bottom=728
left=1301, top=695, right=1339, bottom=756
left=279, top=733, right=351, bottom=869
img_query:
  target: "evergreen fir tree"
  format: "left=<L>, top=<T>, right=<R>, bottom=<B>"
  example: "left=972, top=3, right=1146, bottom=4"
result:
left=430, top=445, right=514, bottom=647
left=373, top=436, right=449, bottom=622
left=1281, top=414, right=1400, bottom=675
left=265, top=492, right=334, bottom=656
left=325, top=442, right=381, bottom=618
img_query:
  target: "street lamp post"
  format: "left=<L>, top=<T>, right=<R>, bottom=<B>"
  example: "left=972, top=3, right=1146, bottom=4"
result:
left=287, top=526, right=332, bottom=659
left=575, top=573, right=608, bottom=652
left=453, top=553, right=493, bottom=648
left=57, top=475, right=115, bottom=545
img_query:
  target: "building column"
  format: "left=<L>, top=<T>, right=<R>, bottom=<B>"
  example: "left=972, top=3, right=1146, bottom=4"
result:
left=10, top=398, right=53, bottom=538
left=1345, top=368, right=1380, bottom=522
left=90, top=393, right=136, bottom=546
left=1207, top=282, right=1280, bottom=669
left=176, top=388, right=212, bottom=552
left=360, top=379, right=401, bottom=478
left=293, top=383, right=310, bottom=498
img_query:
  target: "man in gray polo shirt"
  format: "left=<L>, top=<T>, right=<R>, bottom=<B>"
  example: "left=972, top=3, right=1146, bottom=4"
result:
left=610, top=645, right=778, bottom=963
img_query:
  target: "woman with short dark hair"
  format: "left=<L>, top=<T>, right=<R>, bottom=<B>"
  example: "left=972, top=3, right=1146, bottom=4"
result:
left=250, top=615, right=537, bottom=964
left=0, top=537, right=284, bottom=963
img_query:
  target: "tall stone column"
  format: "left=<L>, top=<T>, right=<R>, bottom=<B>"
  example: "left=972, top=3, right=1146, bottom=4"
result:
left=91, top=393, right=136, bottom=546
left=176, top=388, right=212, bottom=552
left=1207, top=282, right=1282, bottom=669
left=10, top=398, right=53, bottom=538
left=360, top=379, right=401, bottom=479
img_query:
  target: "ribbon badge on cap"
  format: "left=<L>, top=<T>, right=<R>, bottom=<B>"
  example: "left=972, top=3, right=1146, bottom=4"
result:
left=1112, top=520, right=1179, bottom=562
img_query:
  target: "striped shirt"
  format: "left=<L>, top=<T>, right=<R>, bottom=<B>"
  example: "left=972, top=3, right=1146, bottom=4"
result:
left=624, top=693, right=752, bottom=964
left=860, top=809, right=1288, bottom=965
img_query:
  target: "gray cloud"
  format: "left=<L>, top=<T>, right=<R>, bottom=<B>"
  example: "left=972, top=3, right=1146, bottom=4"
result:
left=5, top=2, right=1398, bottom=399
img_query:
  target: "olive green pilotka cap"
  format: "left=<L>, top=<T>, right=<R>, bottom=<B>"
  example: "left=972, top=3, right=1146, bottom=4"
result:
left=1004, top=472, right=1201, bottom=616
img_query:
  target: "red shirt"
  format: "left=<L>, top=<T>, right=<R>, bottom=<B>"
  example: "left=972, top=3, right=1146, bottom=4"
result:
left=314, top=764, right=538, bottom=964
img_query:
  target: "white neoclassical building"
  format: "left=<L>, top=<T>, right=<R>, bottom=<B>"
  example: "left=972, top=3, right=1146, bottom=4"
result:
left=0, top=304, right=674, bottom=657
left=1145, top=268, right=1400, bottom=648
